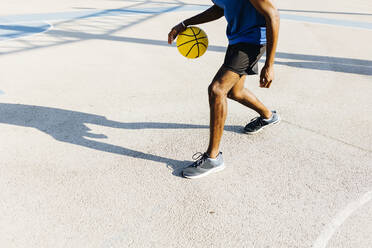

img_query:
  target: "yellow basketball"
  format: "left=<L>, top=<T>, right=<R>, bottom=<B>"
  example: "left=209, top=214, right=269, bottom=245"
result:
left=176, top=26, right=208, bottom=59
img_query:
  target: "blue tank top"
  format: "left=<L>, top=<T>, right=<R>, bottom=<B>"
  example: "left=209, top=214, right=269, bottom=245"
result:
left=212, top=0, right=267, bottom=45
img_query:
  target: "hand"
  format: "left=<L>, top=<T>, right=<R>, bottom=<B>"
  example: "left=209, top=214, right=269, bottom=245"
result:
left=168, top=23, right=186, bottom=44
left=260, top=64, right=274, bottom=88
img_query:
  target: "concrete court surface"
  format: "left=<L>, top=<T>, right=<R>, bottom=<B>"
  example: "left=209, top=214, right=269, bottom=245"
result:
left=0, top=0, right=372, bottom=247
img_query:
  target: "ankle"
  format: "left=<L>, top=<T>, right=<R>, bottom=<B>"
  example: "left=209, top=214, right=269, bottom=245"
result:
left=206, top=151, right=219, bottom=159
left=261, top=110, right=272, bottom=120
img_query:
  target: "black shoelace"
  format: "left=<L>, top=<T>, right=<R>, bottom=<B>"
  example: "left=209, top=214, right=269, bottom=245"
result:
left=248, top=117, right=265, bottom=128
left=191, top=152, right=208, bottom=167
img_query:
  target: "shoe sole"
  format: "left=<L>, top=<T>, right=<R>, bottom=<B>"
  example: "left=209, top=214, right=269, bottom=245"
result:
left=244, top=116, right=281, bottom=135
left=182, top=163, right=225, bottom=179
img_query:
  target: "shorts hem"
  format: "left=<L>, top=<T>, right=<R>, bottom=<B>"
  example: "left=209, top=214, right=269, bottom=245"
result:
left=222, top=64, right=258, bottom=76
left=222, top=65, right=247, bottom=76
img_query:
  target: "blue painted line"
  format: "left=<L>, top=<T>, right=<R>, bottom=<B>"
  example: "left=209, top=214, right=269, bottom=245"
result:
left=0, top=22, right=51, bottom=40
left=0, top=6, right=175, bottom=40
left=280, top=14, right=372, bottom=30
left=0, top=5, right=371, bottom=42
left=174, top=6, right=372, bottom=30
left=0, top=7, right=178, bottom=24
left=0, top=90, right=4, bottom=95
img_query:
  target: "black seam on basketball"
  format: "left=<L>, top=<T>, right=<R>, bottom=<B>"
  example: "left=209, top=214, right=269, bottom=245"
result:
left=178, top=27, right=202, bottom=37
left=195, top=36, right=207, bottom=40
left=177, top=38, right=197, bottom=47
left=184, top=41, right=207, bottom=57
left=177, top=36, right=208, bottom=47
left=196, top=42, right=207, bottom=55
left=186, top=43, right=199, bottom=57
left=178, top=33, right=196, bottom=37
left=190, top=27, right=200, bottom=57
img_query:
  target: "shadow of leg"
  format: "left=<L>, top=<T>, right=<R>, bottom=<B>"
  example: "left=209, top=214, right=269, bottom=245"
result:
left=65, top=137, right=191, bottom=177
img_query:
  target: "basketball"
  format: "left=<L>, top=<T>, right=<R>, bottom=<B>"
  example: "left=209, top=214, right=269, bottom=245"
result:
left=176, top=26, right=208, bottom=59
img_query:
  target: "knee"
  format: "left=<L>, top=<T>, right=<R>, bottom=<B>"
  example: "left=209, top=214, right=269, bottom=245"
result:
left=208, top=82, right=227, bottom=99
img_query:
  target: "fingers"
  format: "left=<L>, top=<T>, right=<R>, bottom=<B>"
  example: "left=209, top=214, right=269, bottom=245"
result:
left=259, top=75, right=272, bottom=88
left=259, top=68, right=274, bottom=88
left=168, top=28, right=179, bottom=44
left=261, top=80, right=272, bottom=88
left=168, top=29, right=176, bottom=44
left=168, top=23, right=187, bottom=44
left=262, top=80, right=272, bottom=88
left=259, top=72, right=265, bottom=86
left=260, top=74, right=268, bottom=88
left=168, top=24, right=183, bottom=44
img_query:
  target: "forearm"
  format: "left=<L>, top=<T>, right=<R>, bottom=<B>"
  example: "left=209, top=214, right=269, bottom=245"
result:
left=183, top=5, right=224, bottom=26
left=249, top=0, right=280, bottom=67
left=264, top=10, right=280, bottom=67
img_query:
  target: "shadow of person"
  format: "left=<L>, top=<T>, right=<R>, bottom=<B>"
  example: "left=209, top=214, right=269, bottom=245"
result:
left=0, top=103, right=242, bottom=176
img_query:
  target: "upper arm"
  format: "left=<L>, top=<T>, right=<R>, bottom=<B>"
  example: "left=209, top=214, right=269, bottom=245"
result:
left=249, top=0, right=279, bottom=19
left=211, top=4, right=224, bottom=17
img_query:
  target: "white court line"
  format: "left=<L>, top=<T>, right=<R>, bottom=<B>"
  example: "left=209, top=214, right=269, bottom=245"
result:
left=313, top=190, right=372, bottom=248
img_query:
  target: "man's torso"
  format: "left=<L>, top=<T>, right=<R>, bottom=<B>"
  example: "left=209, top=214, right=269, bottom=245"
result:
left=212, top=0, right=267, bottom=45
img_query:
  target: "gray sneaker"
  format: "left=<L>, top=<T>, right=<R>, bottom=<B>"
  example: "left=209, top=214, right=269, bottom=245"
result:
left=244, top=110, right=280, bottom=134
left=182, top=152, right=225, bottom=179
